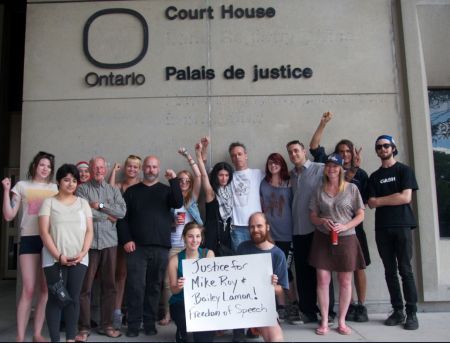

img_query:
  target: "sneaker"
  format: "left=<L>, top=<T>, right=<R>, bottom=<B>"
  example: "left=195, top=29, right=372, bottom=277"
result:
left=346, top=303, right=357, bottom=321
left=300, top=312, right=318, bottom=323
left=404, top=312, right=419, bottom=330
left=277, top=306, right=286, bottom=322
left=354, top=304, right=369, bottom=322
left=384, top=309, right=405, bottom=326
left=246, top=327, right=260, bottom=339
left=113, top=311, right=122, bottom=330
left=287, top=303, right=302, bottom=324
left=328, top=315, right=335, bottom=326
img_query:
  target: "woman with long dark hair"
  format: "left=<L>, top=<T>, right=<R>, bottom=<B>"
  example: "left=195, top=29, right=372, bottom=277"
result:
left=2, top=151, right=58, bottom=342
left=194, top=138, right=234, bottom=255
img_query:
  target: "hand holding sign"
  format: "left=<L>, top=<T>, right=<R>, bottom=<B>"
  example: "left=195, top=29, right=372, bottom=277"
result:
left=182, top=254, right=277, bottom=332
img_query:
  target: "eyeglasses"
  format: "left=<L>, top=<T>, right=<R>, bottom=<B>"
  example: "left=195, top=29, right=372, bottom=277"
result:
left=375, top=144, right=392, bottom=150
left=179, top=178, right=191, bottom=184
left=127, top=154, right=142, bottom=161
left=38, top=151, right=55, bottom=161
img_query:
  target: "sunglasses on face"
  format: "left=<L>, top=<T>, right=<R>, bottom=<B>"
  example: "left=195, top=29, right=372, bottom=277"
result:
left=376, top=144, right=392, bottom=150
left=179, top=178, right=191, bottom=184
left=128, top=154, right=142, bottom=161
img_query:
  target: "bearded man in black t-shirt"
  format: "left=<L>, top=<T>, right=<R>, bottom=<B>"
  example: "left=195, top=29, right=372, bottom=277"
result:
left=367, top=135, right=419, bottom=331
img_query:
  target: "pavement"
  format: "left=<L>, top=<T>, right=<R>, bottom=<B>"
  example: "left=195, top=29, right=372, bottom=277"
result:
left=0, top=280, right=449, bottom=342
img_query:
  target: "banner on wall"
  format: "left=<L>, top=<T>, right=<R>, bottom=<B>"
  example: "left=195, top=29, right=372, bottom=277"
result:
left=182, top=253, right=276, bottom=332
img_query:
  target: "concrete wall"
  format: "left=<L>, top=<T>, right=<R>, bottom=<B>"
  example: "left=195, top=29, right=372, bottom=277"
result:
left=21, top=0, right=450, bottom=306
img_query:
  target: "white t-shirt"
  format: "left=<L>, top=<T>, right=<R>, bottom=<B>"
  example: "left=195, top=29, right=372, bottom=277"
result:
left=11, top=181, right=58, bottom=236
left=170, top=205, right=192, bottom=248
left=231, top=168, right=264, bottom=226
left=39, top=197, right=92, bottom=267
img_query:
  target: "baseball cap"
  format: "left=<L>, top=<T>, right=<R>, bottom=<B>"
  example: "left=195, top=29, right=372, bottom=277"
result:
left=375, top=135, right=398, bottom=156
left=325, top=153, right=344, bottom=166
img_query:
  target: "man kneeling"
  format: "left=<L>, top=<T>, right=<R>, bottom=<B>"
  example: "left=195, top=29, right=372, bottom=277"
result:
left=236, top=212, right=288, bottom=342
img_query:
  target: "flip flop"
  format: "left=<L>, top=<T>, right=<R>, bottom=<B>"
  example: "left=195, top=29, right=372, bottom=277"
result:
left=97, top=327, right=122, bottom=338
left=337, top=325, right=352, bottom=335
left=158, top=317, right=171, bottom=326
left=75, top=330, right=90, bottom=342
left=315, top=326, right=329, bottom=335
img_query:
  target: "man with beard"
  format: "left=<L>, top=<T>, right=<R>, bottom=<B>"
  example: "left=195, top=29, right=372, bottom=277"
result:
left=117, top=156, right=183, bottom=337
left=368, top=135, right=419, bottom=330
left=236, top=212, right=288, bottom=342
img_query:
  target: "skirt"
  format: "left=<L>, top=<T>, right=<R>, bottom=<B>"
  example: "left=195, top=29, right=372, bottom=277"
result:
left=308, top=230, right=366, bottom=272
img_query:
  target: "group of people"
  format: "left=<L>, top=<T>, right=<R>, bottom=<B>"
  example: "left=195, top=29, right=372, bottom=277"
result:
left=1, top=112, right=420, bottom=342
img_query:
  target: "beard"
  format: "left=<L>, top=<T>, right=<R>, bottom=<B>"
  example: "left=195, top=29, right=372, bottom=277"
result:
left=251, top=231, right=268, bottom=244
left=380, top=152, right=393, bottom=160
left=144, top=172, right=159, bottom=182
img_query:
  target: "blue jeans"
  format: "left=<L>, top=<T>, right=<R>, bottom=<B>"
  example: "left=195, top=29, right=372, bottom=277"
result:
left=375, top=227, right=418, bottom=313
left=230, top=225, right=251, bottom=252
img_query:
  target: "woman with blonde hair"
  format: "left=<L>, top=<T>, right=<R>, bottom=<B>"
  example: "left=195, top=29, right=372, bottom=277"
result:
left=109, top=154, right=142, bottom=329
left=309, top=153, right=365, bottom=336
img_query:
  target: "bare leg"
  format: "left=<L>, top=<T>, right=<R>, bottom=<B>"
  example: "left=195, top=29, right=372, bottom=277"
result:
left=114, top=248, right=127, bottom=325
left=33, top=264, right=48, bottom=342
left=354, top=269, right=367, bottom=304
left=316, top=269, right=331, bottom=329
left=337, top=272, right=353, bottom=329
left=259, top=324, right=284, bottom=342
left=16, top=254, right=44, bottom=342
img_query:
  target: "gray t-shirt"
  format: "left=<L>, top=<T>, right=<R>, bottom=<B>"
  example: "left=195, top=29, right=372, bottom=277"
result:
left=236, top=240, right=289, bottom=290
left=309, top=183, right=364, bottom=237
left=259, top=179, right=293, bottom=242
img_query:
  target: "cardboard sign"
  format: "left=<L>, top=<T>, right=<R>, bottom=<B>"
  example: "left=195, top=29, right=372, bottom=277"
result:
left=182, top=253, right=277, bottom=332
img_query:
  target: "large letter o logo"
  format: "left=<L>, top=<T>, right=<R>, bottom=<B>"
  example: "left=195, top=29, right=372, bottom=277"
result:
left=83, top=8, right=149, bottom=69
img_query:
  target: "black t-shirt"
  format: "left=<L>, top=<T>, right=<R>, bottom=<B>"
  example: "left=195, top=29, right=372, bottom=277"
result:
left=368, top=162, right=418, bottom=229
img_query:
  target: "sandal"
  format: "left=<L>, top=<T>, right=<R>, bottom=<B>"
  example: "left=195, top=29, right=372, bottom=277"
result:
left=337, top=325, right=352, bottom=335
left=158, top=315, right=171, bottom=326
left=315, top=326, right=329, bottom=335
left=75, top=330, right=90, bottom=342
left=98, top=327, right=122, bottom=338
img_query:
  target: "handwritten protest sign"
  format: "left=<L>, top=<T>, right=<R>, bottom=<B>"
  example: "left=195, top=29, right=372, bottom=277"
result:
left=182, top=254, right=277, bottom=332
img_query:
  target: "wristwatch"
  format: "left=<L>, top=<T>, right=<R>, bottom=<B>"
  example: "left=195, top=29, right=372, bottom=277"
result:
left=99, top=203, right=104, bottom=210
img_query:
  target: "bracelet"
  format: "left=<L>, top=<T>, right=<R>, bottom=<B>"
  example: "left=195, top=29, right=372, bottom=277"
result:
left=190, top=161, right=197, bottom=166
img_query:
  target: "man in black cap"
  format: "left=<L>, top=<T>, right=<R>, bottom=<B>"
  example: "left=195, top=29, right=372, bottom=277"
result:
left=367, top=135, right=419, bottom=330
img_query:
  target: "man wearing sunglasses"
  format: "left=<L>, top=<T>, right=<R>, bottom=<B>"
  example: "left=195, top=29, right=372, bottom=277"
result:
left=367, top=135, right=419, bottom=330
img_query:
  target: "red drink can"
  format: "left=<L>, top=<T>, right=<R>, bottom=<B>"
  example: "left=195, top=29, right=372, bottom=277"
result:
left=330, top=230, right=338, bottom=245
left=177, top=212, right=186, bottom=225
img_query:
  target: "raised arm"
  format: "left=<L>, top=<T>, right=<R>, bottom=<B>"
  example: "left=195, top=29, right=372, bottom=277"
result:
left=195, top=141, right=216, bottom=203
left=108, top=162, right=122, bottom=188
left=309, top=111, right=333, bottom=150
left=178, top=147, right=201, bottom=200
left=2, top=178, right=20, bottom=221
